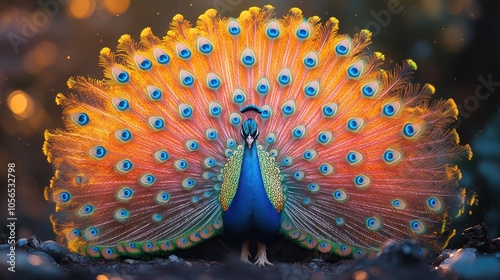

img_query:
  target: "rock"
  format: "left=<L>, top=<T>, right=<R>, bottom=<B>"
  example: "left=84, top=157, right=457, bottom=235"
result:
left=16, top=238, right=28, bottom=248
left=123, top=259, right=137, bottom=264
left=27, top=235, right=42, bottom=249
left=438, top=248, right=478, bottom=272
left=0, top=249, right=66, bottom=280
left=39, top=240, right=70, bottom=262
left=31, top=251, right=57, bottom=265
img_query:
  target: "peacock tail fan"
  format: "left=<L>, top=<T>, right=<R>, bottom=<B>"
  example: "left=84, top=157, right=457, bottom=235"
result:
left=44, top=5, right=472, bottom=261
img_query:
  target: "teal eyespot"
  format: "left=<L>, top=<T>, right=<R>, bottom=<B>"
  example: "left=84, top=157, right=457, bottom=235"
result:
left=335, top=39, right=351, bottom=55
left=205, top=128, right=218, bottom=141
left=292, top=125, right=306, bottom=139
left=111, top=67, right=129, bottom=83
left=256, top=78, right=270, bottom=95
left=114, top=208, right=130, bottom=222
left=366, top=217, right=382, bottom=231
left=382, top=149, right=401, bottom=164
left=229, top=112, right=241, bottom=126
left=116, top=159, right=133, bottom=173
left=332, top=189, right=348, bottom=202
left=156, top=191, right=170, bottom=204
left=227, top=20, right=241, bottom=35
left=112, top=97, right=130, bottom=111
left=260, top=105, right=272, bottom=120
left=147, top=86, right=162, bottom=100
left=319, top=163, right=334, bottom=175
left=346, top=151, right=363, bottom=165
left=281, top=100, right=296, bottom=116
left=178, top=104, right=193, bottom=119
left=185, top=140, right=199, bottom=152
left=317, top=131, right=333, bottom=145
left=382, top=102, right=401, bottom=117
left=154, top=150, right=169, bottom=162
left=303, top=149, right=317, bottom=161
left=282, top=156, right=293, bottom=166
left=277, top=69, right=292, bottom=86
left=347, top=61, right=363, bottom=78
left=78, top=204, right=94, bottom=216
left=182, top=178, right=196, bottom=190
left=303, top=51, right=318, bottom=68
left=266, top=133, right=276, bottom=144
left=304, top=81, right=320, bottom=97
left=148, top=116, right=165, bottom=130
left=179, top=70, right=195, bottom=87
left=174, top=159, right=188, bottom=171
left=266, top=21, right=281, bottom=39
left=176, top=43, right=192, bottom=59
left=85, top=227, right=99, bottom=240
left=117, top=187, right=134, bottom=201
left=403, top=123, right=421, bottom=138
left=232, top=89, right=246, bottom=104
left=208, top=102, right=222, bottom=117
left=204, top=157, right=216, bottom=168
left=426, top=197, right=443, bottom=212
left=361, top=81, right=380, bottom=98
left=322, top=103, right=338, bottom=118
left=308, top=183, right=320, bottom=193
left=410, top=220, right=425, bottom=234
left=153, top=48, right=170, bottom=64
left=391, top=199, right=406, bottom=209
left=347, top=117, right=364, bottom=132
left=115, top=129, right=132, bottom=142
left=140, top=173, right=156, bottom=187
left=240, top=48, right=256, bottom=67
left=354, top=174, right=370, bottom=188
left=206, top=73, right=221, bottom=90
left=134, top=54, right=152, bottom=70
left=197, top=37, right=213, bottom=54
left=293, top=171, right=304, bottom=180
left=71, top=112, right=89, bottom=126
left=59, top=191, right=71, bottom=202
left=295, top=22, right=311, bottom=39
left=89, top=146, right=107, bottom=159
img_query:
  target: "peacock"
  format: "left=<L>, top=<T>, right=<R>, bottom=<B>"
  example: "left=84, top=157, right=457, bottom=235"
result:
left=44, top=5, right=472, bottom=266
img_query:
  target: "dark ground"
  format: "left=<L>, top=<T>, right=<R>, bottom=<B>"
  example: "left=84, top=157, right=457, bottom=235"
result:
left=0, top=224, right=499, bottom=280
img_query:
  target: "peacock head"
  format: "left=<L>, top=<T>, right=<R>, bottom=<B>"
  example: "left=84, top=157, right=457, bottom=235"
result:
left=240, top=104, right=262, bottom=148
left=240, top=119, right=260, bottom=149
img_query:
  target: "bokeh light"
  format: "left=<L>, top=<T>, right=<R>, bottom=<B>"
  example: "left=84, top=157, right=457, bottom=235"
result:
left=103, top=0, right=131, bottom=16
left=7, top=90, right=35, bottom=120
left=23, top=40, right=58, bottom=74
left=68, top=0, right=97, bottom=19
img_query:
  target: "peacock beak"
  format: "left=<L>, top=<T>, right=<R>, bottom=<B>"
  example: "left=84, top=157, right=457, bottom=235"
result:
left=246, top=135, right=254, bottom=148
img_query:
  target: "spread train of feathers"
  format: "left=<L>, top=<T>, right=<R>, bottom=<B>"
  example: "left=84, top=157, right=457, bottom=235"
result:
left=44, top=5, right=472, bottom=260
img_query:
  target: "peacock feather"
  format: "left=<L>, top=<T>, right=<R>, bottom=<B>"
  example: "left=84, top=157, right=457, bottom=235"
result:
left=44, top=5, right=472, bottom=266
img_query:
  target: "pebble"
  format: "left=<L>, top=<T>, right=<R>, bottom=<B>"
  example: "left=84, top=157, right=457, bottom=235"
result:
left=16, top=238, right=28, bottom=248
left=40, top=240, right=70, bottom=262
left=439, top=248, right=500, bottom=279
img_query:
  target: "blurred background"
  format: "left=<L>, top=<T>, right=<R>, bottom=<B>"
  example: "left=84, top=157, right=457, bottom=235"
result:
left=0, top=0, right=499, bottom=248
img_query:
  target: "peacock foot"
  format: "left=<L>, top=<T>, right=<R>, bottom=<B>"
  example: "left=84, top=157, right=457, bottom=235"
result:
left=254, top=241, right=273, bottom=266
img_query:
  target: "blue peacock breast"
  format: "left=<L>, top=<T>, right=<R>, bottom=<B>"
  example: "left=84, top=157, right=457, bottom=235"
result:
left=220, top=143, right=283, bottom=242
